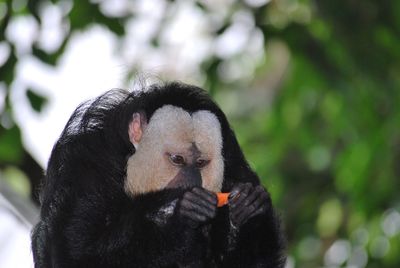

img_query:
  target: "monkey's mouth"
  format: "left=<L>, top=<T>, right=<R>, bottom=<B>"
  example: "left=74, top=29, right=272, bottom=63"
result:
left=166, top=178, right=202, bottom=190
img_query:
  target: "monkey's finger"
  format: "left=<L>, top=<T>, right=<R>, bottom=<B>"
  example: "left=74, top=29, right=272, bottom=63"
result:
left=248, top=205, right=268, bottom=219
left=180, top=209, right=207, bottom=223
left=192, top=188, right=218, bottom=206
left=234, top=199, right=265, bottom=226
left=180, top=205, right=215, bottom=224
left=184, top=191, right=217, bottom=212
left=245, top=189, right=269, bottom=215
left=178, top=207, right=199, bottom=228
left=185, top=203, right=216, bottom=219
left=230, top=186, right=269, bottom=226
left=231, top=201, right=256, bottom=225
left=244, top=185, right=264, bottom=207
left=245, top=185, right=269, bottom=210
left=180, top=198, right=216, bottom=219
left=231, top=186, right=263, bottom=220
left=244, top=192, right=271, bottom=220
left=250, top=189, right=270, bottom=209
left=229, top=183, right=252, bottom=209
left=229, top=183, right=248, bottom=200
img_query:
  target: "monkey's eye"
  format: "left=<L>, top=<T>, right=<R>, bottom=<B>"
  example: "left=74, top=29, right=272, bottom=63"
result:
left=196, top=159, right=210, bottom=168
left=169, top=154, right=186, bottom=166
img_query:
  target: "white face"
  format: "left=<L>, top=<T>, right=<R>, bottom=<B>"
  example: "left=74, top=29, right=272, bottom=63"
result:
left=125, top=105, right=224, bottom=196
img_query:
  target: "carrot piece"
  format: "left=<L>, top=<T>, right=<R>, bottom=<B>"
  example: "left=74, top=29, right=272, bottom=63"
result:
left=217, top=193, right=230, bottom=207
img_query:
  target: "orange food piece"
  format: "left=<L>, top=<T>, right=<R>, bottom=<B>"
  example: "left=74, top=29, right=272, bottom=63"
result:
left=217, top=193, right=230, bottom=207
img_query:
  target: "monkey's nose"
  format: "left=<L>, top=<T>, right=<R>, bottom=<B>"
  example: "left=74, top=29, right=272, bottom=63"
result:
left=183, top=166, right=202, bottom=188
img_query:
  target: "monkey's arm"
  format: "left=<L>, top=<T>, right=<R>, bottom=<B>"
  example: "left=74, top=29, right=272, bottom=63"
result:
left=59, top=187, right=211, bottom=267
left=216, top=183, right=286, bottom=268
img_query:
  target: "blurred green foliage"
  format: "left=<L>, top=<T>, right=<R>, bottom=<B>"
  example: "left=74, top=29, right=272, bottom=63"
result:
left=1, top=0, right=399, bottom=267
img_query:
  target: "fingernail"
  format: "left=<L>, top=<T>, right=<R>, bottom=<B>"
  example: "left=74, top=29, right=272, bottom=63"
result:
left=229, top=191, right=240, bottom=200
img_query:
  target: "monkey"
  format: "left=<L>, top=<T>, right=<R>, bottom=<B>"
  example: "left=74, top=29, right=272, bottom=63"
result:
left=31, top=82, right=286, bottom=268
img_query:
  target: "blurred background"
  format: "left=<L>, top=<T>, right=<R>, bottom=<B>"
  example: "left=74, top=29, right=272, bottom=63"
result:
left=1, top=0, right=400, bottom=267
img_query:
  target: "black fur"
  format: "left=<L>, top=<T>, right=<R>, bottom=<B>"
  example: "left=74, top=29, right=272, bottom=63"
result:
left=31, top=82, right=286, bottom=267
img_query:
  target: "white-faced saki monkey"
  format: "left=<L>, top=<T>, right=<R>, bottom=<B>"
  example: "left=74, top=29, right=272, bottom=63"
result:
left=31, top=82, right=286, bottom=268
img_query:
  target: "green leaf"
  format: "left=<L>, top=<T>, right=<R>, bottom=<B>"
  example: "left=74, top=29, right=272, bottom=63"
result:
left=32, top=38, right=69, bottom=66
left=68, top=1, right=125, bottom=35
left=0, top=48, right=17, bottom=85
left=0, top=125, right=23, bottom=163
left=26, top=88, right=48, bottom=113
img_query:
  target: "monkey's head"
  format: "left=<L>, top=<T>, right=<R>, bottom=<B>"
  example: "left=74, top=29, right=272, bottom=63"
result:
left=124, top=104, right=224, bottom=195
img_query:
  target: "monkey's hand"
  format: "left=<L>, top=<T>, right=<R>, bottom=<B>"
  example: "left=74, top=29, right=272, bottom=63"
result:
left=228, top=183, right=271, bottom=229
left=177, top=187, right=218, bottom=228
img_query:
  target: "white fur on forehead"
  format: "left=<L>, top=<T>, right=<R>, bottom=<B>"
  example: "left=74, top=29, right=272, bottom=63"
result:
left=147, top=105, right=194, bottom=146
left=192, top=110, right=224, bottom=192
left=125, top=105, right=224, bottom=195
